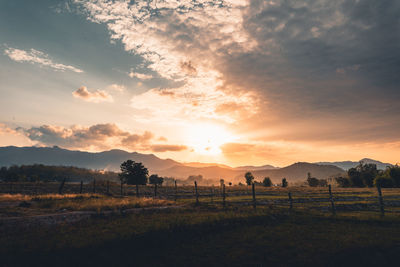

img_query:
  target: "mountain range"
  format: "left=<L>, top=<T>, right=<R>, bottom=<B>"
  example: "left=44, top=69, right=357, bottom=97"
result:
left=0, top=146, right=391, bottom=183
left=316, top=158, right=393, bottom=171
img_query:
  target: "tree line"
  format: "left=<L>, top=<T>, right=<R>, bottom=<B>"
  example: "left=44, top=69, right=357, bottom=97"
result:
left=335, top=162, right=400, bottom=188
left=243, top=172, right=287, bottom=187
left=0, top=164, right=119, bottom=183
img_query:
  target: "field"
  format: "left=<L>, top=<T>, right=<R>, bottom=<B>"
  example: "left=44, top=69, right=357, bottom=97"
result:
left=1, top=183, right=400, bottom=266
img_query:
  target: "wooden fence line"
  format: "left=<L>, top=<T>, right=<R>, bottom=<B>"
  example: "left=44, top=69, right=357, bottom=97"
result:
left=0, top=182, right=394, bottom=217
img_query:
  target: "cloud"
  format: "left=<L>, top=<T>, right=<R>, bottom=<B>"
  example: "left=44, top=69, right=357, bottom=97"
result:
left=73, top=0, right=400, bottom=161
left=130, top=77, right=257, bottom=124
left=121, top=131, right=153, bottom=149
left=15, top=123, right=138, bottom=150
left=15, top=123, right=187, bottom=153
left=74, top=0, right=257, bottom=125
left=72, top=86, right=113, bottom=103
left=0, top=123, right=17, bottom=135
left=4, top=47, right=83, bottom=73
left=150, top=144, right=188, bottom=152
left=128, top=71, right=153, bottom=80
left=108, top=84, right=125, bottom=92
left=158, top=136, right=168, bottom=142
left=180, top=61, right=197, bottom=76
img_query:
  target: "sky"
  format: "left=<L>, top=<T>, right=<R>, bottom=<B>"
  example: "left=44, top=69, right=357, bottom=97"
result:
left=0, top=0, right=399, bottom=167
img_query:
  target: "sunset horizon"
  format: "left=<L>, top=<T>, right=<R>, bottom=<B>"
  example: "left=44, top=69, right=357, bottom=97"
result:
left=1, top=1, right=400, bottom=266
left=1, top=0, right=399, bottom=168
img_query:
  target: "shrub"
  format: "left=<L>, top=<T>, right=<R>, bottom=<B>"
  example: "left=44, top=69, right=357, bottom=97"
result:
left=335, top=176, right=351, bottom=187
left=374, top=175, right=394, bottom=188
left=282, top=178, right=288, bottom=187
left=263, top=177, right=272, bottom=187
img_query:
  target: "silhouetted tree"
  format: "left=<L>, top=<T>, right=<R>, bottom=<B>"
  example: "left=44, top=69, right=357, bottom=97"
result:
left=149, top=174, right=164, bottom=185
left=245, top=172, right=254, bottom=186
left=282, top=178, right=288, bottom=187
left=307, top=172, right=319, bottom=187
left=335, top=176, right=351, bottom=187
left=263, top=177, right=272, bottom=187
left=374, top=174, right=394, bottom=188
left=388, top=165, right=400, bottom=187
left=119, top=160, right=148, bottom=196
left=348, top=167, right=363, bottom=187
left=348, top=162, right=378, bottom=187
left=0, top=164, right=118, bottom=183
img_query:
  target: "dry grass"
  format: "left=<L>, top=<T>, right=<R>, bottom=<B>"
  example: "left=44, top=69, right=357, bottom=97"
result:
left=34, top=196, right=173, bottom=212
left=0, top=193, right=174, bottom=214
left=0, top=193, right=101, bottom=202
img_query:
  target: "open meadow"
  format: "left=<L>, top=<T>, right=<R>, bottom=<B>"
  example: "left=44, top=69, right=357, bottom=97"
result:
left=1, top=183, right=400, bottom=266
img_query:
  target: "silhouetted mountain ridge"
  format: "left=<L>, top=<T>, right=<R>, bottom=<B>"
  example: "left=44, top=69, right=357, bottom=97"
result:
left=316, top=158, right=393, bottom=170
left=0, top=146, right=181, bottom=172
left=5, top=146, right=388, bottom=183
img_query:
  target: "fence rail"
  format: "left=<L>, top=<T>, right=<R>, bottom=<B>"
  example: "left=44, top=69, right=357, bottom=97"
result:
left=1, top=181, right=399, bottom=216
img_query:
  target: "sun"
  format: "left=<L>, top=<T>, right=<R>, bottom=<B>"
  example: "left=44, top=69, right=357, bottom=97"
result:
left=185, top=124, right=235, bottom=155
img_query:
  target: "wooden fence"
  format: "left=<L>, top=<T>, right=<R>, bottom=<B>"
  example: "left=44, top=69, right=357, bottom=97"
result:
left=1, top=181, right=399, bottom=217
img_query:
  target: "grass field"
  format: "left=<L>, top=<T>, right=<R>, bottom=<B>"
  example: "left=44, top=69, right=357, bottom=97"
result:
left=1, top=184, right=400, bottom=266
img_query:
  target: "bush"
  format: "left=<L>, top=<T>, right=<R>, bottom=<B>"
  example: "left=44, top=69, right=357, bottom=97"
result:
left=263, top=177, right=272, bottom=187
left=335, top=176, right=351, bottom=187
left=388, top=165, right=400, bottom=187
left=374, top=175, right=394, bottom=188
left=348, top=163, right=378, bottom=187
left=307, top=177, right=319, bottom=187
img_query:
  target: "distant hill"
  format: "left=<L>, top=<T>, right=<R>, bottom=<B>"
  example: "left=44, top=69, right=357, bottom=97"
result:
left=0, top=146, right=346, bottom=184
left=316, top=158, right=393, bottom=170
left=246, top=162, right=345, bottom=184
left=157, top=165, right=239, bottom=181
left=181, top=162, right=279, bottom=171
left=234, top=164, right=279, bottom=171
left=0, top=146, right=180, bottom=172
left=182, top=162, right=233, bottom=169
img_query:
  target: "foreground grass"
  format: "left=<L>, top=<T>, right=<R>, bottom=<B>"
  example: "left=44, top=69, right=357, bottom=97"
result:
left=0, top=194, right=173, bottom=217
left=1, top=205, right=399, bottom=266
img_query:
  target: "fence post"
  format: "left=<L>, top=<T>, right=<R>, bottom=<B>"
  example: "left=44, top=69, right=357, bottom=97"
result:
left=106, top=180, right=110, bottom=195
left=222, top=183, right=226, bottom=208
left=377, top=185, right=385, bottom=217
left=93, top=179, right=96, bottom=194
left=34, top=181, right=38, bottom=195
left=80, top=180, right=83, bottom=194
left=328, top=185, right=336, bottom=216
left=252, top=183, right=256, bottom=210
left=194, top=181, right=199, bottom=205
left=154, top=183, right=158, bottom=198
left=174, top=180, right=177, bottom=202
left=58, top=178, right=66, bottom=195
left=288, top=192, right=293, bottom=211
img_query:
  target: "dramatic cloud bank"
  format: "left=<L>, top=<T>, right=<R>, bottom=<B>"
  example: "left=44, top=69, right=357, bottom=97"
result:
left=4, top=47, right=83, bottom=73
left=74, top=0, right=257, bottom=125
left=73, top=0, right=400, bottom=145
left=3, top=0, right=398, bottom=166
left=16, top=123, right=187, bottom=153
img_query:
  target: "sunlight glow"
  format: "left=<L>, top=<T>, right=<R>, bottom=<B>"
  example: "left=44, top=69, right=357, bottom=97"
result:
left=185, top=124, right=236, bottom=155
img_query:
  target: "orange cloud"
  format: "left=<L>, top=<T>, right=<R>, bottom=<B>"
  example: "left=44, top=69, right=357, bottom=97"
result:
left=15, top=123, right=188, bottom=154
left=72, top=86, right=113, bottom=103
